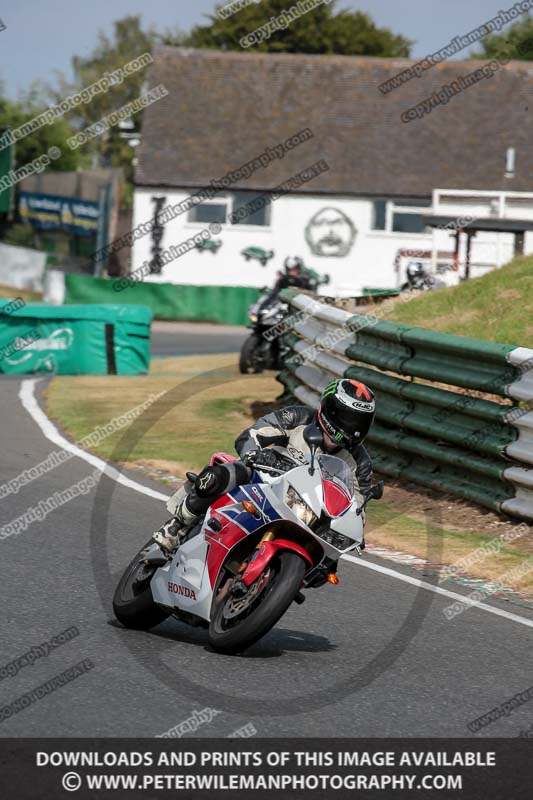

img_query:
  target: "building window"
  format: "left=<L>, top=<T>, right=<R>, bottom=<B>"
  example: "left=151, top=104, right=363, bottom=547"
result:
left=231, top=192, right=271, bottom=226
left=371, top=198, right=431, bottom=233
left=392, top=212, right=426, bottom=233
left=188, top=199, right=228, bottom=224
left=371, top=200, right=386, bottom=230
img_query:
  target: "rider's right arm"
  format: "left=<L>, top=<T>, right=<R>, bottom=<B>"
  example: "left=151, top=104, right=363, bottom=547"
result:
left=235, top=411, right=290, bottom=457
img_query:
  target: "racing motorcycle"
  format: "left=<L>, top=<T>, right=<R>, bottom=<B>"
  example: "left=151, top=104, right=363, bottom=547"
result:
left=113, top=426, right=383, bottom=654
left=239, top=291, right=288, bottom=374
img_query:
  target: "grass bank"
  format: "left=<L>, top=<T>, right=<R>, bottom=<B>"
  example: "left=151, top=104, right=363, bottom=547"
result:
left=387, top=255, right=533, bottom=346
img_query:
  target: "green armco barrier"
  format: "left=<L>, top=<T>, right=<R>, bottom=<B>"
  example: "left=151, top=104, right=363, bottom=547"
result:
left=370, top=446, right=512, bottom=512
left=65, top=273, right=259, bottom=326
left=280, top=289, right=520, bottom=395
left=0, top=300, right=151, bottom=375
left=281, top=344, right=516, bottom=458
left=277, top=290, right=533, bottom=519
left=276, top=367, right=515, bottom=513
left=345, top=336, right=518, bottom=395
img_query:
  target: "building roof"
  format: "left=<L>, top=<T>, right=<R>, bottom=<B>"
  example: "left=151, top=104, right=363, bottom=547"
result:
left=136, top=46, right=533, bottom=197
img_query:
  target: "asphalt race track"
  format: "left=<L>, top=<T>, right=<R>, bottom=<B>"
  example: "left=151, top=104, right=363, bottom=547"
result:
left=1, top=345, right=533, bottom=738
left=151, top=321, right=248, bottom=357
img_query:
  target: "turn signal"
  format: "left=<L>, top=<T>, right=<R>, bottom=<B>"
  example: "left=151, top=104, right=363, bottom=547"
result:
left=326, top=573, right=339, bottom=585
left=242, top=500, right=258, bottom=514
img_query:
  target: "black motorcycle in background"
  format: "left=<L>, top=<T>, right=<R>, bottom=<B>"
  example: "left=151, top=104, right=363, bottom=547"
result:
left=239, top=269, right=330, bottom=375
left=401, top=261, right=450, bottom=292
left=239, top=291, right=288, bottom=374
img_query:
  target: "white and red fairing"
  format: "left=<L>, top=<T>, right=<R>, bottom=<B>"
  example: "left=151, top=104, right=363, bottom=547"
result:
left=150, top=452, right=364, bottom=622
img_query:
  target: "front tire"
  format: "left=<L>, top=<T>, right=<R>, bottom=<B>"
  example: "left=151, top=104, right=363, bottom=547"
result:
left=208, top=551, right=306, bottom=654
left=239, top=333, right=263, bottom=374
left=113, top=541, right=170, bottom=630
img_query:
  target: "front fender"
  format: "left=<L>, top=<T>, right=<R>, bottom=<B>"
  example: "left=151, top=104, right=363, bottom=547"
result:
left=241, top=539, right=313, bottom=586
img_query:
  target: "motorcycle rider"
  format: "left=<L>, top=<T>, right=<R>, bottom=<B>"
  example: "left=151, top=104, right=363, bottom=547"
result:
left=271, top=256, right=316, bottom=295
left=153, top=378, right=376, bottom=553
left=255, top=256, right=317, bottom=319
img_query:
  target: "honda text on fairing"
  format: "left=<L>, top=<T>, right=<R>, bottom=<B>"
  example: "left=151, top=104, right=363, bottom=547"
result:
left=112, top=426, right=383, bottom=654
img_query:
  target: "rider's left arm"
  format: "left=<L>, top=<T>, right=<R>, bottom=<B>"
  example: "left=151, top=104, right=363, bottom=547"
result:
left=352, top=444, right=373, bottom=496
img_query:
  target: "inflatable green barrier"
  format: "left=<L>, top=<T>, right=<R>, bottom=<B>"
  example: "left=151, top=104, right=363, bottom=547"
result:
left=0, top=301, right=152, bottom=375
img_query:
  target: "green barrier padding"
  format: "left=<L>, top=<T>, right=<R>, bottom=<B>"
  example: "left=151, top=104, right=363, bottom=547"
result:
left=279, top=296, right=527, bottom=512
left=368, top=425, right=506, bottom=481
left=370, top=445, right=513, bottom=512
left=343, top=364, right=511, bottom=423
left=0, top=300, right=151, bottom=375
left=64, top=274, right=259, bottom=326
left=362, top=288, right=400, bottom=297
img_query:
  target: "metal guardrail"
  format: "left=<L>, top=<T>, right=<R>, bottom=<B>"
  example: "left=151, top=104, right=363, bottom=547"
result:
left=277, top=291, right=533, bottom=521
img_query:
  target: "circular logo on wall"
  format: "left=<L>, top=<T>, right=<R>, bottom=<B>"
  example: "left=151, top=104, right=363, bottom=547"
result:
left=305, top=207, right=357, bottom=257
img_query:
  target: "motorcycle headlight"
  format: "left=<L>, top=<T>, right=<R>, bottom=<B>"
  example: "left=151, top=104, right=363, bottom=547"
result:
left=285, top=486, right=318, bottom=528
left=249, top=312, right=258, bottom=323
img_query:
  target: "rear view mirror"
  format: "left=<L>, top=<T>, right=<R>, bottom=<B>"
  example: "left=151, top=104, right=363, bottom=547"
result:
left=304, top=423, right=323, bottom=451
left=304, top=423, right=323, bottom=476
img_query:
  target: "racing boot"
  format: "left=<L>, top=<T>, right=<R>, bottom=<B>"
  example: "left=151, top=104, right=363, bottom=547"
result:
left=153, top=495, right=198, bottom=553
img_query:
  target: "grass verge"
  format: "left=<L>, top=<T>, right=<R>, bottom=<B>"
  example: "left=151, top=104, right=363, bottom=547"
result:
left=0, top=283, right=43, bottom=303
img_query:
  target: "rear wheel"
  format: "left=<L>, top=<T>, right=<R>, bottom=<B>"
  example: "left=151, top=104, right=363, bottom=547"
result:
left=113, top=541, right=170, bottom=630
left=239, top=333, right=263, bottom=374
left=208, top=551, right=306, bottom=654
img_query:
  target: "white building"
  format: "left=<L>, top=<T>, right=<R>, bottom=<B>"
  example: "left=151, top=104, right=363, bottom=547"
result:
left=132, top=47, right=533, bottom=300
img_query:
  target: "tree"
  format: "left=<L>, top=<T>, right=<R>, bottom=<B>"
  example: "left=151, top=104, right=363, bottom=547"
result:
left=0, top=94, right=85, bottom=172
left=473, top=14, right=533, bottom=60
left=166, top=0, right=411, bottom=56
left=54, top=16, right=158, bottom=205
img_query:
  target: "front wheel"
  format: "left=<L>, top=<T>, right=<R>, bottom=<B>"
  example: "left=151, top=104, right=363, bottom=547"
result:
left=113, top=541, right=170, bottom=630
left=208, top=551, right=306, bottom=654
left=239, top=333, right=263, bottom=374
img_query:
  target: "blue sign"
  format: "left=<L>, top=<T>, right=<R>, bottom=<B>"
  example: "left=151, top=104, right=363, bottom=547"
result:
left=19, top=191, right=100, bottom=236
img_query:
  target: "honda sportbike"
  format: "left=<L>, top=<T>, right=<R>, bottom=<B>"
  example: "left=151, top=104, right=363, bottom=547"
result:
left=113, top=427, right=383, bottom=654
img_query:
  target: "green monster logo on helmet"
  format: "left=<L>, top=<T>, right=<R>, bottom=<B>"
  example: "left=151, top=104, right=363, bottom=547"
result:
left=318, top=378, right=376, bottom=447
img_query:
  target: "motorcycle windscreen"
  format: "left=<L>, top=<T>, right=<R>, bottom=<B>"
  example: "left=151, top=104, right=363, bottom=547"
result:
left=318, top=455, right=355, bottom=517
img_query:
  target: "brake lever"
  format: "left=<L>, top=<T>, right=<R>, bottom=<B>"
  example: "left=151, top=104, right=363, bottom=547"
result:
left=252, top=463, right=285, bottom=475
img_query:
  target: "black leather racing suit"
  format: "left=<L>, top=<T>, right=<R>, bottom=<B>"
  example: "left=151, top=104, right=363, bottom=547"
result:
left=180, top=405, right=373, bottom=519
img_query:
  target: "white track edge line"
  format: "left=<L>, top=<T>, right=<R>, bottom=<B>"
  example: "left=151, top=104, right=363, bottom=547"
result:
left=19, top=378, right=169, bottom=502
left=343, top=554, right=533, bottom=629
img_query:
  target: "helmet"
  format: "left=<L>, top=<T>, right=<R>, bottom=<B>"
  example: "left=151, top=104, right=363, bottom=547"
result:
left=284, top=256, right=304, bottom=274
left=317, top=378, right=376, bottom=448
left=407, top=261, right=425, bottom=279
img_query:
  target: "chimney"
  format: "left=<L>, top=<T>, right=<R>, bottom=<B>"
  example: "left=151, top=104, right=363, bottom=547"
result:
left=505, top=146, right=515, bottom=179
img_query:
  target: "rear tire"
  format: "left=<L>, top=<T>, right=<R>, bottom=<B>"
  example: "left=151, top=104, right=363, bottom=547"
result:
left=208, top=551, right=306, bottom=654
left=113, top=541, right=170, bottom=630
left=239, top=333, right=262, bottom=374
